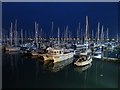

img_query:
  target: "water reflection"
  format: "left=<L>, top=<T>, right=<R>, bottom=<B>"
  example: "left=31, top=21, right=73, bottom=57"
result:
left=74, top=63, right=92, bottom=73
left=35, top=60, right=39, bottom=79
left=43, top=58, right=73, bottom=72
left=2, top=53, right=118, bottom=88
left=10, top=54, right=14, bottom=74
left=9, top=53, right=20, bottom=79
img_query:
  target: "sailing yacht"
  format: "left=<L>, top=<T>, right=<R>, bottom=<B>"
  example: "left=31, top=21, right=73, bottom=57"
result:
left=31, top=22, right=41, bottom=56
left=6, top=20, right=20, bottom=52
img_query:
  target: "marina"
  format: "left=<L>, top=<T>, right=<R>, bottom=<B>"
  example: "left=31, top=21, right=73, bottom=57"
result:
left=2, top=2, right=120, bottom=88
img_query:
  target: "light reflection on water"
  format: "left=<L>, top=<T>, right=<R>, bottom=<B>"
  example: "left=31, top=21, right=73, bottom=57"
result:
left=2, top=52, right=119, bottom=88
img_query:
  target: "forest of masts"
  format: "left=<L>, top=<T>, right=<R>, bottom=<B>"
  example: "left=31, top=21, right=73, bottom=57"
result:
left=2, top=16, right=119, bottom=45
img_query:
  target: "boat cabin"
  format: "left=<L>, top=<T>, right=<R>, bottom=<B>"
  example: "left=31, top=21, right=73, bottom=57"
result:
left=79, top=52, right=91, bottom=61
left=48, top=49, right=64, bottom=55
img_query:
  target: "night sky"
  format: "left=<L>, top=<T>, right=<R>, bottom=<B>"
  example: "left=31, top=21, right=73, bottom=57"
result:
left=2, top=2, right=119, bottom=39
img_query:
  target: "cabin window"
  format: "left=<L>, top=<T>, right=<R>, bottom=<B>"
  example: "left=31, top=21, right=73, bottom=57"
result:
left=94, top=54, right=98, bottom=56
left=60, top=51, right=61, bottom=54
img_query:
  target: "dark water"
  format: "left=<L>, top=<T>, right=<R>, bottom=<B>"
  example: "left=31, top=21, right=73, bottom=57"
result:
left=2, top=52, right=119, bottom=88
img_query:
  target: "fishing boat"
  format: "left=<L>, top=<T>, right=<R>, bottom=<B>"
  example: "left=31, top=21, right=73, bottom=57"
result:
left=42, top=47, right=74, bottom=63
left=74, top=49, right=92, bottom=66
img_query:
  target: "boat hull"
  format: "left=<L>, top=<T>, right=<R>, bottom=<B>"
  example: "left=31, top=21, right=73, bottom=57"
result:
left=74, top=58, right=92, bottom=66
left=43, top=52, right=74, bottom=63
left=6, top=47, right=20, bottom=52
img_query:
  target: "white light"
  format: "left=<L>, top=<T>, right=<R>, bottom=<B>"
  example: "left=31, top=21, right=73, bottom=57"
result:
left=100, top=74, right=103, bottom=77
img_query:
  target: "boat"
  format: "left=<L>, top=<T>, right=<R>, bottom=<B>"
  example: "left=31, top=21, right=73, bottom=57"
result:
left=74, top=16, right=92, bottom=66
left=74, top=63, right=92, bottom=72
left=92, top=47, right=102, bottom=59
left=6, top=46, right=20, bottom=52
left=92, top=51, right=102, bottom=59
left=74, top=49, right=92, bottom=66
left=42, top=47, right=74, bottom=63
left=41, top=27, right=74, bottom=63
left=5, top=20, right=20, bottom=52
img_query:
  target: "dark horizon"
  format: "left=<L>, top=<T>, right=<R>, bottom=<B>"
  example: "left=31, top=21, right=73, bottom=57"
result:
left=2, top=2, right=120, bottom=39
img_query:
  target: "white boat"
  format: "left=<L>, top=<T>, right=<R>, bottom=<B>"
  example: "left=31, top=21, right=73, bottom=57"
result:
left=74, top=50, right=92, bottom=66
left=5, top=20, right=21, bottom=52
left=42, top=47, right=74, bottom=63
left=92, top=52, right=102, bottom=59
left=74, top=63, right=92, bottom=72
left=6, top=46, right=20, bottom=52
left=92, top=47, right=102, bottom=59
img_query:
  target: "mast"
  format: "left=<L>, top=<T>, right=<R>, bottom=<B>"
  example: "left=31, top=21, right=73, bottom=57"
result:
left=35, top=21, right=37, bottom=43
left=85, top=16, right=88, bottom=43
left=68, top=30, right=71, bottom=41
left=51, top=21, right=54, bottom=40
left=106, top=27, right=109, bottom=41
left=58, top=27, right=60, bottom=45
left=24, top=30, right=27, bottom=42
left=37, top=23, right=39, bottom=46
left=77, top=28, right=79, bottom=41
left=77, top=22, right=80, bottom=41
left=21, top=29, right=23, bottom=45
left=40, top=28, right=42, bottom=41
left=10, top=22, right=13, bottom=46
left=92, top=29, right=94, bottom=41
left=35, top=21, right=38, bottom=48
left=101, top=25, right=104, bottom=43
left=81, top=29, right=82, bottom=44
left=14, top=19, right=18, bottom=46
left=117, top=34, right=118, bottom=42
left=65, top=26, right=68, bottom=41
left=51, top=21, right=54, bottom=47
left=97, top=22, right=100, bottom=43
left=64, top=26, right=66, bottom=42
